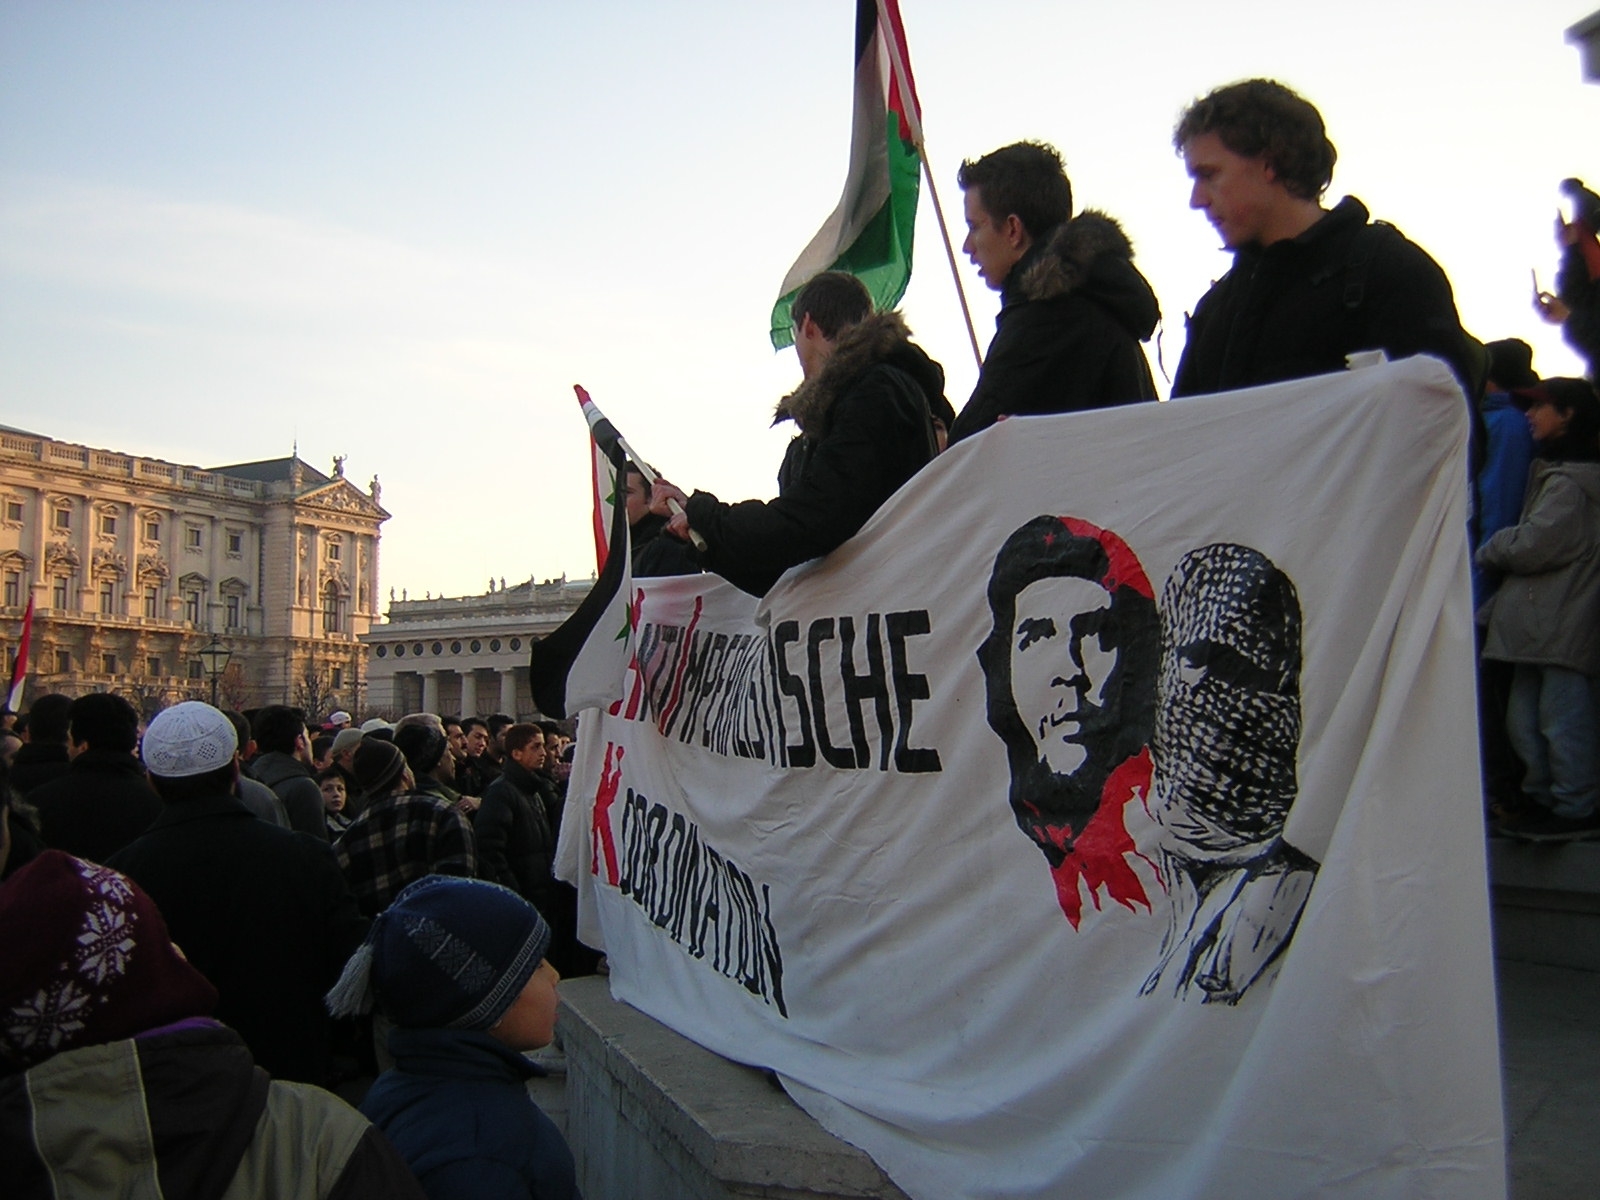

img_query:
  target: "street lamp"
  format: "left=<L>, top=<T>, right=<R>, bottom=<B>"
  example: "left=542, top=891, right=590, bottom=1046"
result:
left=198, top=638, right=232, bottom=708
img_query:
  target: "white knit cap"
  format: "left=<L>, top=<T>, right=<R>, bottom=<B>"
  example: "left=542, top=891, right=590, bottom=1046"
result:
left=141, top=701, right=238, bottom=778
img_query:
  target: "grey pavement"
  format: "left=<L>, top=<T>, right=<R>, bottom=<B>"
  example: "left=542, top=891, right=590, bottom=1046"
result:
left=1500, top=958, right=1600, bottom=1200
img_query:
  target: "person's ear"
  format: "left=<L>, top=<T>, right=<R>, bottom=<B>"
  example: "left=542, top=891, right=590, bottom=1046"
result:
left=1002, top=214, right=1028, bottom=248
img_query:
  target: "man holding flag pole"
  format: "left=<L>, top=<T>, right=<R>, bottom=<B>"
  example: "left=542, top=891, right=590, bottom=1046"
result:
left=651, top=270, right=946, bottom=597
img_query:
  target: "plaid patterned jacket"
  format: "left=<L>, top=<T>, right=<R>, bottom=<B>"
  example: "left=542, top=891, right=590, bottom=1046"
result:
left=334, top=790, right=476, bottom=917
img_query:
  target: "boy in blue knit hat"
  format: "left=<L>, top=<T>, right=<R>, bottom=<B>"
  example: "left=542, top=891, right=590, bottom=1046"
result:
left=327, top=875, right=579, bottom=1199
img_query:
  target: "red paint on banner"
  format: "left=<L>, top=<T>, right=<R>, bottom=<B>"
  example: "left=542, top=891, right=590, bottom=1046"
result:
left=591, top=741, right=624, bottom=885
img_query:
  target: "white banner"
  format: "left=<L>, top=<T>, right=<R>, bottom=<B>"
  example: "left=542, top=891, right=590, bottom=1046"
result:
left=556, top=357, right=1505, bottom=1200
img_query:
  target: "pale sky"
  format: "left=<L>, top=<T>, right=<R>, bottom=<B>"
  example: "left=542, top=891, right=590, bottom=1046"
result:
left=4, top=1, right=1598, bottom=604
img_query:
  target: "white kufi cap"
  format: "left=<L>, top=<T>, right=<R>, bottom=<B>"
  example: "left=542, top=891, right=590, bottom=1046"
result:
left=141, top=701, right=239, bottom=778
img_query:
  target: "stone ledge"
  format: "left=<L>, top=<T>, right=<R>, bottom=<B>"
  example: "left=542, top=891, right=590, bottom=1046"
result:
left=1489, top=838, right=1600, bottom=894
left=1490, top=840, right=1600, bottom=972
left=559, top=976, right=908, bottom=1200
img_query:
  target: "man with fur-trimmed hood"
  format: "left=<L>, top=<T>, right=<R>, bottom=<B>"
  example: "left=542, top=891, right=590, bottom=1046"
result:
left=652, top=271, right=946, bottom=596
left=949, top=141, right=1159, bottom=444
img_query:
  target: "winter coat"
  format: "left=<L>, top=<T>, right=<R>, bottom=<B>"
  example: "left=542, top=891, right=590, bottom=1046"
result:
left=0, top=794, right=43, bottom=882
left=238, top=772, right=292, bottom=827
left=248, top=750, right=330, bottom=840
left=950, top=211, right=1159, bottom=443
left=0, top=1022, right=426, bottom=1200
left=457, top=754, right=501, bottom=798
left=28, top=748, right=161, bottom=864
left=476, top=760, right=556, bottom=911
left=1477, top=460, right=1600, bottom=673
left=414, top=772, right=462, bottom=806
left=1556, top=240, right=1600, bottom=373
left=361, top=1026, right=578, bottom=1200
left=631, top=511, right=702, bottom=577
left=108, top=793, right=369, bottom=1085
left=1473, top=390, right=1537, bottom=605
left=8, top=741, right=70, bottom=796
left=1173, top=197, right=1476, bottom=401
left=685, top=310, right=940, bottom=596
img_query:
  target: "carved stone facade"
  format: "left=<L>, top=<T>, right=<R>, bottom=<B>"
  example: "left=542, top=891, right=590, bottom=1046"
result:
left=362, top=576, right=589, bottom=720
left=0, top=425, right=388, bottom=716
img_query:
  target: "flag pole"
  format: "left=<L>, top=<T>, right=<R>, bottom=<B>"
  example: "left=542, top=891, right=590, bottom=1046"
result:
left=876, top=0, right=983, bottom=370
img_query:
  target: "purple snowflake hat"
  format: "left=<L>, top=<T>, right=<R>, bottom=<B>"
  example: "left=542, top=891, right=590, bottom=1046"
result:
left=0, top=851, right=217, bottom=1072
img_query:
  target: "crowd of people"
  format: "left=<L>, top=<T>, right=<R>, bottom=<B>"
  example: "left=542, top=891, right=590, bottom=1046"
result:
left=5, top=68, right=1600, bottom=1197
left=0, top=693, right=585, bottom=1199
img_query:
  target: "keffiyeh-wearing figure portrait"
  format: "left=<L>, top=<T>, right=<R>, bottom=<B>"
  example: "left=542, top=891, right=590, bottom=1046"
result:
left=979, top=521, right=1317, bottom=1003
left=1144, top=544, right=1317, bottom=1004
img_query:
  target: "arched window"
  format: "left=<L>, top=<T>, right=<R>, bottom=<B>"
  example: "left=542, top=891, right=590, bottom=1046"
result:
left=322, top=580, right=344, bottom=633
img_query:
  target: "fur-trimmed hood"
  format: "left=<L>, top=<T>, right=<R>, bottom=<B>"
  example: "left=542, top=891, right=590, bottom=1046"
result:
left=1007, top=210, right=1160, bottom=340
left=774, top=310, right=944, bottom=437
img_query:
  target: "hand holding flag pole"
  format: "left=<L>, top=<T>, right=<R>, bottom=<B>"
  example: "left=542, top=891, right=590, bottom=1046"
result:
left=574, top=386, right=707, bottom=552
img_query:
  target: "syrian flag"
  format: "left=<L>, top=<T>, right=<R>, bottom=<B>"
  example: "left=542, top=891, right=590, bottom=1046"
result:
left=528, top=387, right=636, bottom=719
left=769, top=0, right=922, bottom=349
left=5, top=594, right=33, bottom=713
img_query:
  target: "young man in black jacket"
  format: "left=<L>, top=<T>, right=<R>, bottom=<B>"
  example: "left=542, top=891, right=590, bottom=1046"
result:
left=949, top=141, right=1160, bottom=443
left=1170, top=78, right=1476, bottom=402
left=29, top=692, right=160, bottom=863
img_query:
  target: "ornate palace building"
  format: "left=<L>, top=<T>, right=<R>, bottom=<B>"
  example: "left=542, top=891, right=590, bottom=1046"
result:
left=361, top=575, right=588, bottom=719
left=0, top=424, right=387, bottom=715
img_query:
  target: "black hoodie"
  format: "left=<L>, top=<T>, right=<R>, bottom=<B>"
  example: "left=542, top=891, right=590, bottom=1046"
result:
left=950, top=210, right=1159, bottom=444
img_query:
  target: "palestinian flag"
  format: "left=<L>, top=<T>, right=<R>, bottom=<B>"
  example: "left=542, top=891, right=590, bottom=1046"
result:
left=769, top=0, right=922, bottom=349
left=528, top=387, right=635, bottom=719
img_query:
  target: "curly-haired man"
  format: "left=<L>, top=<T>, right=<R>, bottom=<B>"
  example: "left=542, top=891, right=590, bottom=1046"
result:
left=1171, top=79, right=1477, bottom=403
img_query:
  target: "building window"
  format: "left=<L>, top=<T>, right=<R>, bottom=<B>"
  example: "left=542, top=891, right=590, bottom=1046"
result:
left=3, top=572, right=18, bottom=608
left=489, top=638, right=501, bottom=653
left=226, top=595, right=241, bottom=628
left=146, top=655, right=162, bottom=677
left=327, top=541, right=341, bottom=561
left=186, top=527, right=202, bottom=549
left=323, top=586, right=343, bottom=633
left=52, top=577, right=69, bottom=609
left=187, top=660, right=203, bottom=681
left=184, top=590, right=201, bottom=624
left=376, top=644, right=388, bottom=658
left=4, top=500, right=21, bottom=523
left=98, top=580, right=115, bottom=614
left=101, top=652, right=117, bottom=675
left=53, top=506, right=70, bottom=530
left=432, top=642, right=443, bottom=655
left=55, top=649, right=71, bottom=673
left=144, top=518, right=160, bottom=541
left=143, top=586, right=158, bottom=618
left=99, top=513, right=117, bottom=536
left=226, top=531, right=243, bottom=555
left=331, top=666, right=344, bottom=689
